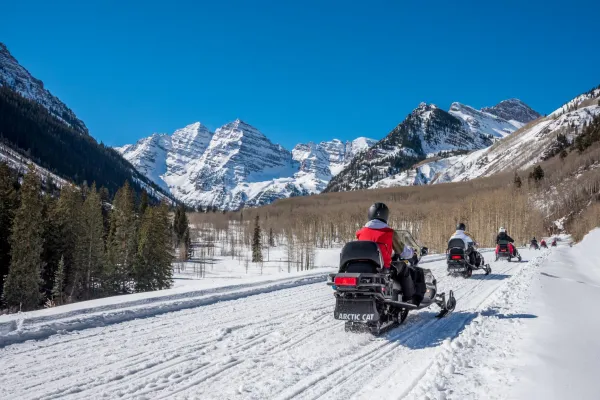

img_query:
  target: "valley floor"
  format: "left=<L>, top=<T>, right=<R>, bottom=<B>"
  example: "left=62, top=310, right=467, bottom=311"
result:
left=0, top=237, right=598, bottom=399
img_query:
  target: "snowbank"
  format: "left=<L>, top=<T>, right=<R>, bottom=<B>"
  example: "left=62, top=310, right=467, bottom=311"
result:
left=512, top=229, right=600, bottom=399
left=0, top=270, right=331, bottom=348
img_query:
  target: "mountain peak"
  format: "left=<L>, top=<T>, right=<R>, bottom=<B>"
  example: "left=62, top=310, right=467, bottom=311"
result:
left=481, top=98, right=541, bottom=124
left=0, top=42, right=88, bottom=134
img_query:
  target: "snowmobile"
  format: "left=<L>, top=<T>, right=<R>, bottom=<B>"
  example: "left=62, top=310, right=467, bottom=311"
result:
left=495, top=240, right=522, bottom=262
left=327, top=230, right=456, bottom=335
left=447, top=239, right=491, bottom=278
left=530, top=240, right=540, bottom=250
left=540, top=240, right=548, bottom=249
left=551, top=239, right=558, bottom=247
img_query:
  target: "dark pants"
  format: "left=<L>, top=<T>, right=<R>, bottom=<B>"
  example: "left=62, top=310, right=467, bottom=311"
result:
left=466, top=247, right=481, bottom=267
left=392, top=262, right=425, bottom=304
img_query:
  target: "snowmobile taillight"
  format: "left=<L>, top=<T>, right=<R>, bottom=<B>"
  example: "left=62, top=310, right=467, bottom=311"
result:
left=451, top=255, right=462, bottom=260
left=334, top=277, right=357, bottom=286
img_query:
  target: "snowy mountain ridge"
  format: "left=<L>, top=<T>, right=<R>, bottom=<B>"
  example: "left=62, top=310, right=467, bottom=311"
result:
left=371, top=88, right=600, bottom=189
left=116, top=121, right=375, bottom=210
left=0, top=42, right=88, bottom=134
left=325, top=98, right=538, bottom=192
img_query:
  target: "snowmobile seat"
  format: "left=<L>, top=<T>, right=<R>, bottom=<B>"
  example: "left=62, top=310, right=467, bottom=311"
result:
left=447, top=238, right=466, bottom=250
left=339, top=241, right=383, bottom=273
left=497, top=239, right=510, bottom=246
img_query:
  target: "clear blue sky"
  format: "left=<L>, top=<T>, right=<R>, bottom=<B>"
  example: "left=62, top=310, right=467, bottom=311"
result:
left=1, top=0, right=598, bottom=149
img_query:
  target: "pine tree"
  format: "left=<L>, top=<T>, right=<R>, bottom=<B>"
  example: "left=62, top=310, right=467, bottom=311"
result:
left=268, top=227, right=275, bottom=247
left=52, top=255, right=65, bottom=305
left=513, top=172, right=522, bottom=189
left=134, top=207, right=155, bottom=292
left=139, top=190, right=149, bottom=215
left=560, top=148, right=568, bottom=160
left=44, top=185, right=82, bottom=299
left=183, top=227, right=192, bottom=260
left=252, top=215, right=263, bottom=263
left=3, top=165, right=44, bottom=310
left=105, top=181, right=138, bottom=294
left=77, top=184, right=105, bottom=299
left=134, top=202, right=173, bottom=292
left=0, top=162, right=17, bottom=303
left=529, top=165, right=545, bottom=182
left=173, top=203, right=189, bottom=246
left=154, top=202, right=174, bottom=289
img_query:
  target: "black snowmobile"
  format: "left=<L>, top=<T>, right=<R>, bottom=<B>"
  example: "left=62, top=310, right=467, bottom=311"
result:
left=327, top=230, right=456, bottom=335
left=447, top=239, right=491, bottom=278
left=530, top=240, right=540, bottom=250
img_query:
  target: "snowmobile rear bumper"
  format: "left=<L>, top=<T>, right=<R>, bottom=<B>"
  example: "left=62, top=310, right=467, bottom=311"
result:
left=447, top=263, right=468, bottom=273
left=334, top=298, right=380, bottom=322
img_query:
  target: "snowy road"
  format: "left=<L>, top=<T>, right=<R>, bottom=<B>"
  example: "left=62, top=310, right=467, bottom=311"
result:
left=1, top=249, right=543, bottom=400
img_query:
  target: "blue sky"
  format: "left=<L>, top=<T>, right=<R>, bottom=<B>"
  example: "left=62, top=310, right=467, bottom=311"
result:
left=1, top=0, right=598, bottom=149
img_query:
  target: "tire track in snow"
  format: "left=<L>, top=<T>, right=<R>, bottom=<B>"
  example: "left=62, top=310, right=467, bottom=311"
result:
left=278, top=257, right=524, bottom=400
left=1, top=254, right=534, bottom=400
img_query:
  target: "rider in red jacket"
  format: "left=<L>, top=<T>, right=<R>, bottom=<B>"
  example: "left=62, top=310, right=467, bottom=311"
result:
left=356, top=203, right=416, bottom=302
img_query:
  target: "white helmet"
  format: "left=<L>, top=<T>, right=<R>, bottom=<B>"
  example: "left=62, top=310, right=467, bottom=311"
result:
left=499, top=227, right=506, bottom=233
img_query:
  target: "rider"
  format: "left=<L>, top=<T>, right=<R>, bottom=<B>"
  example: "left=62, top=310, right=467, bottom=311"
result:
left=540, top=238, right=547, bottom=247
left=450, top=222, right=480, bottom=266
left=356, top=203, right=419, bottom=304
left=496, top=227, right=517, bottom=256
left=531, top=237, right=539, bottom=248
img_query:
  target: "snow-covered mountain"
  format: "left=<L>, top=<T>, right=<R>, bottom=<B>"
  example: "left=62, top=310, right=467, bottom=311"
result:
left=481, top=98, right=541, bottom=125
left=0, top=42, right=88, bottom=134
left=371, top=88, right=600, bottom=189
left=116, top=121, right=375, bottom=209
left=325, top=99, right=534, bottom=192
left=292, top=137, right=377, bottom=179
left=449, top=102, right=524, bottom=138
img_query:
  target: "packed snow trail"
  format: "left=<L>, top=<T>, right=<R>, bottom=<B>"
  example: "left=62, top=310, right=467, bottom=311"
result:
left=1, top=249, right=540, bottom=400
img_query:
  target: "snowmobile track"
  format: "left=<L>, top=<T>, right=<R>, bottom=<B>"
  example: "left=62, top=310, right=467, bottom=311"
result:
left=0, top=250, right=539, bottom=400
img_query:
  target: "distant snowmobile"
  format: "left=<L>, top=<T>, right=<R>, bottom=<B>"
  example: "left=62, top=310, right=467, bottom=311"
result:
left=530, top=238, right=540, bottom=250
left=447, top=240, right=491, bottom=277
left=327, top=230, right=456, bottom=335
left=551, top=238, right=558, bottom=247
left=495, top=240, right=522, bottom=262
left=540, top=239, right=548, bottom=249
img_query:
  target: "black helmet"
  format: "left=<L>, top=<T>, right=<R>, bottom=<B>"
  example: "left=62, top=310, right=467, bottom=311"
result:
left=368, top=202, right=389, bottom=223
left=456, top=222, right=466, bottom=231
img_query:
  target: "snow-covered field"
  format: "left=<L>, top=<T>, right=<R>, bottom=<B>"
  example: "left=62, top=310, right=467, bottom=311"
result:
left=1, top=237, right=599, bottom=399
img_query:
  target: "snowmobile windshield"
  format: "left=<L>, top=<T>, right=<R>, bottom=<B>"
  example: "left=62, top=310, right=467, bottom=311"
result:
left=395, top=230, right=422, bottom=259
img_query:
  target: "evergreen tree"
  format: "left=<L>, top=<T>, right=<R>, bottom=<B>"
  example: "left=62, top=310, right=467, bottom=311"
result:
left=154, top=201, right=174, bottom=289
left=139, top=189, right=149, bottom=215
left=513, top=172, right=522, bottom=189
left=99, top=186, right=111, bottom=241
left=52, top=255, right=65, bottom=305
left=134, top=202, right=173, bottom=292
left=3, top=165, right=44, bottom=310
left=252, top=216, right=263, bottom=263
left=43, top=185, right=82, bottom=299
left=182, top=227, right=192, bottom=261
left=105, top=181, right=138, bottom=294
left=77, top=184, right=105, bottom=299
left=0, top=162, right=17, bottom=302
left=134, top=207, right=155, bottom=292
left=529, top=165, right=545, bottom=182
left=560, top=148, right=568, bottom=160
left=173, top=203, right=189, bottom=246
left=268, top=227, right=275, bottom=247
